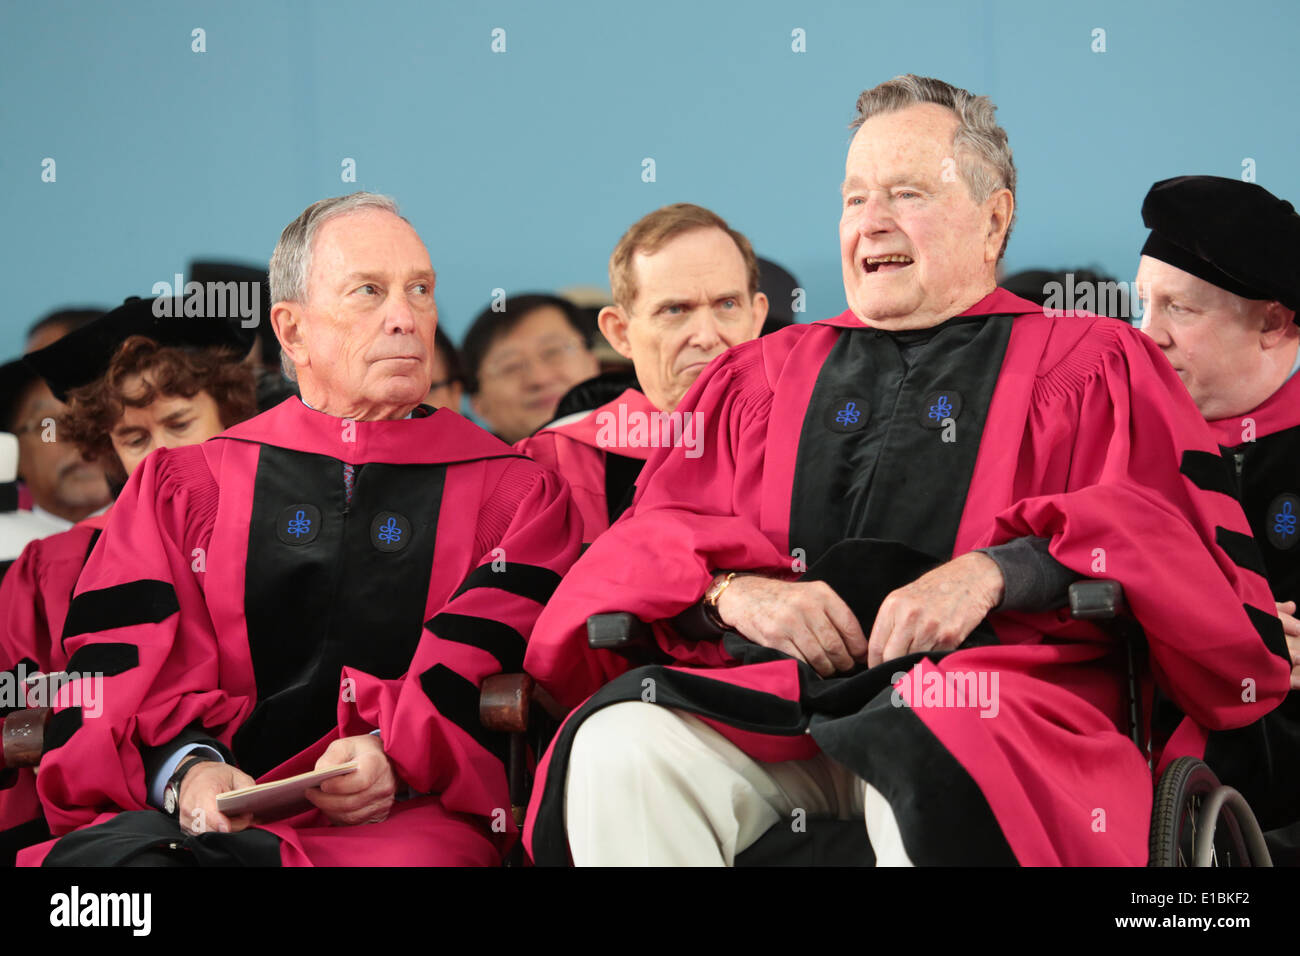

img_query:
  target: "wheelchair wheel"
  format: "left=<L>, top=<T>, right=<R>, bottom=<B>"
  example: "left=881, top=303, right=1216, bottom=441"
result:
left=1149, top=757, right=1264, bottom=866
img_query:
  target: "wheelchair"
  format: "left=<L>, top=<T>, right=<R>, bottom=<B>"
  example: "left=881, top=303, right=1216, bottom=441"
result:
left=1067, top=579, right=1272, bottom=867
left=481, top=578, right=1275, bottom=866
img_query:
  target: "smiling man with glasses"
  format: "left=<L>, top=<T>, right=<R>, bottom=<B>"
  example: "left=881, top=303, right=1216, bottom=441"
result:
left=462, top=293, right=601, bottom=443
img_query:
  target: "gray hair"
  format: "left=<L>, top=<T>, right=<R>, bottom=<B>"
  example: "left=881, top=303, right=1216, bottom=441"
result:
left=850, top=75, right=1017, bottom=259
left=269, top=192, right=406, bottom=382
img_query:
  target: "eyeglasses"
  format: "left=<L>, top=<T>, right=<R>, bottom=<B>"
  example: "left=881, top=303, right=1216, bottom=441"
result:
left=426, top=378, right=459, bottom=391
left=480, top=341, right=586, bottom=384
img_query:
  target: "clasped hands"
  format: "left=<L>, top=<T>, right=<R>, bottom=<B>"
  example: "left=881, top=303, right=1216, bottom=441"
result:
left=713, top=558, right=1300, bottom=689
left=711, top=551, right=1005, bottom=678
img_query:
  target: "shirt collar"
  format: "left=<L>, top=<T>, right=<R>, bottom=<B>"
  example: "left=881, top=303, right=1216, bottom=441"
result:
left=298, top=396, right=415, bottom=420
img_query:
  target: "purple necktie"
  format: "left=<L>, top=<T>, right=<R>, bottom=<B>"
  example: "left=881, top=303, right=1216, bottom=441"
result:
left=342, top=462, right=356, bottom=504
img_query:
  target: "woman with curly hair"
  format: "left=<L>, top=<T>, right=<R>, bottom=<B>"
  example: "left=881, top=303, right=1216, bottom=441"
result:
left=57, top=331, right=258, bottom=488
left=0, top=296, right=257, bottom=861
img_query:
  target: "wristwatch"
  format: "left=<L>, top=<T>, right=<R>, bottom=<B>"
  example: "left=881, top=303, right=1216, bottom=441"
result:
left=702, top=571, right=739, bottom=629
left=163, top=754, right=213, bottom=818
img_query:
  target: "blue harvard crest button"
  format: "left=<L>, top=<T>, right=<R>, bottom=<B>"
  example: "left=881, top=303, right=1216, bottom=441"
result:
left=920, top=389, right=962, bottom=430
left=1266, top=494, right=1299, bottom=551
left=276, top=504, right=321, bottom=545
left=371, top=512, right=412, bottom=552
left=826, top=398, right=869, bottom=433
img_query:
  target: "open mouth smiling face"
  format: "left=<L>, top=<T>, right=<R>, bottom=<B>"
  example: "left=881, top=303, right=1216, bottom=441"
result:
left=861, top=254, right=915, bottom=274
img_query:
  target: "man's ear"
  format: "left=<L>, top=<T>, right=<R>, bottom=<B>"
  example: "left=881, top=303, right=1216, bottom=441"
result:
left=750, top=292, right=769, bottom=338
left=1260, top=300, right=1297, bottom=346
left=984, top=188, right=1014, bottom=263
left=271, top=302, right=309, bottom=370
left=597, top=305, right=635, bottom=361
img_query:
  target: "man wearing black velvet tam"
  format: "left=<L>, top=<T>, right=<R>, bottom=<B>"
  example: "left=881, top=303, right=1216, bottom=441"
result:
left=0, top=358, right=110, bottom=538
left=1137, top=174, right=1300, bottom=860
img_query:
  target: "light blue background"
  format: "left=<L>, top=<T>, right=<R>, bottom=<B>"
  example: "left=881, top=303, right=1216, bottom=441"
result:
left=3, top=0, right=1297, bottom=353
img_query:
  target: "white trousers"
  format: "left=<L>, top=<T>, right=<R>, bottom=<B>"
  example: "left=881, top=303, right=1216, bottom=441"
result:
left=564, top=700, right=914, bottom=866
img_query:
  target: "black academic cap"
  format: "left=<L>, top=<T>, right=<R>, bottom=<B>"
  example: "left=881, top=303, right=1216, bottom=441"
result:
left=189, top=261, right=277, bottom=364
left=1141, top=176, right=1300, bottom=312
left=758, top=257, right=801, bottom=323
left=24, top=295, right=256, bottom=402
left=0, top=358, right=42, bottom=432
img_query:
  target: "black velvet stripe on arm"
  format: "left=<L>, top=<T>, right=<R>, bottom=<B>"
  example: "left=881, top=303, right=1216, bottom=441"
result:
left=426, top=612, right=526, bottom=672
left=604, top=452, right=643, bottom=526
left=40, top=707, right=83, bottom=754
left=450, top=562, right=562, bottom=605
left=82, top=529, right=102, bottom=563
left=1216, top=527, right=1268, bottom=577
left=62, top=580, right=179, bottom=640
left=1180, top=450, right=1238, bottom=498
left=2, top=658, right=40, bottom=677
left=65, top=643, right=139, bottom=677
left=1245, top=602, right=1290, bottom=663
left=418, top=663, right=507, bottom=764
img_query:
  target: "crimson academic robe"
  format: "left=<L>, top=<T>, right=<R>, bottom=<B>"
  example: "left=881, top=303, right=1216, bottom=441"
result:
left=523, top=289, right=1289, bottom=866
left=1, top=513, right=111, bottom=675
left=0, top=513, right=109, bottom=858
left=1195, top=369, right=1300, bottom=832
left=20, top=398, right=580, bottom=866
left=515, top=388, right=656, bottom=543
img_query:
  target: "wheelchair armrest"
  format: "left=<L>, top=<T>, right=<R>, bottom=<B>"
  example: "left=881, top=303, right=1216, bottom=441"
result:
left=586, top=612, right=654, bottom=653
left=1068, top=580, right=1127, bottom=621
left=1, top=706, right=49, bottom=770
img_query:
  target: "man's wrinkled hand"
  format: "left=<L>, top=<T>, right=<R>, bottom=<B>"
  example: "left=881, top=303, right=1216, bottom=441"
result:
left=866, top=551, right=1005, bottom=668
left=1277, top=600, right=1300, bottom=690
left=305, top=733, right=398, bottom=826
left=715, top=574, right=867, bottom=678
left=179, top=761, right=256, bottom=835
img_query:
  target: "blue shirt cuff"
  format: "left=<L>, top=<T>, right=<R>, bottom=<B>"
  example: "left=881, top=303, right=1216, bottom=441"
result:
left=148, top=743, right=225, bottom=809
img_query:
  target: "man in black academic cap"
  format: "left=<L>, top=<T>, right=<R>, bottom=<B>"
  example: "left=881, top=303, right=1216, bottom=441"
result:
left=0, top=424, right=58, bottom=576
left=0, top=309, right=109, bottom=572
left=0, top=358, right=110, bottom=537
left=1137, top=174, right=1300, bottom=858
left=24, top=308, right=104, bottom=356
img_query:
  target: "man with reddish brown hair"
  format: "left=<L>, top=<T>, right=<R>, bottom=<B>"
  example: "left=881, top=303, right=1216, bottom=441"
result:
left=517, top=203, right=767, bottom=543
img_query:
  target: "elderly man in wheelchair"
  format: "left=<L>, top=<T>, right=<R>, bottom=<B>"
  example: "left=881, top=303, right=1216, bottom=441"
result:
left=513, top=76, right=1293, bottom=868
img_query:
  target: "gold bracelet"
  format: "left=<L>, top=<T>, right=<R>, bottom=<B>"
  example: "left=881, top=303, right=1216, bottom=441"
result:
left=702, top=571, right=738, bottom=628
left=705, top=571, right=737, bottom=606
